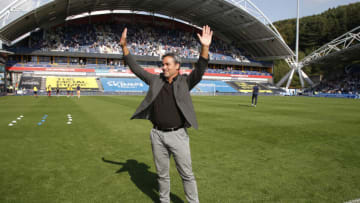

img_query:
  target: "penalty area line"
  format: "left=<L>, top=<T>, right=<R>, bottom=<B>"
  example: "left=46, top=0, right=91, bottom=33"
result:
left=345, top=198, right=360, bottom=203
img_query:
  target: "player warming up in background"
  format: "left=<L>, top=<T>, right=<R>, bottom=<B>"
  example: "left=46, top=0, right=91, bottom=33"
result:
left=76, top=85, right=81, bottom=99
left=47, top=85, right=52, bottom=97
left=56, top=86, right=60, bottom=97
left=251, top=83, right=259, bottom=107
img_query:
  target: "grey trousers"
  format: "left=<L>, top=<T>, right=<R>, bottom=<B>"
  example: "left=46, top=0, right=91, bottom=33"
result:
left=150, top=128, right=199, bottom=203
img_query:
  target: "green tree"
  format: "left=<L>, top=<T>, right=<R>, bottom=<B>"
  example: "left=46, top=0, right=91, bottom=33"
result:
left=273, top=2, right=360, bottom=84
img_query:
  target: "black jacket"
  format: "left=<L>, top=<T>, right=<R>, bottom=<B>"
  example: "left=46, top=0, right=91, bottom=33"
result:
left=124, top=54, right=208, bottom=129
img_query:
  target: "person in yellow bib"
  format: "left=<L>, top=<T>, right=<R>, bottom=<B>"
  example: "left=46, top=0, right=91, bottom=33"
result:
left=33, top=86, right=38, bottom=98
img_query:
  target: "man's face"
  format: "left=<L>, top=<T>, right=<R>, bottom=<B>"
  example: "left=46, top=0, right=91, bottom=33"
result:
left=162, top=56, right=180, bottom=79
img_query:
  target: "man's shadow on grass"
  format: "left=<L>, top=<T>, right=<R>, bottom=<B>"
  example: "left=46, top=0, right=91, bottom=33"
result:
left=238, top=103, right=252, bottom=107
left=102, top=157, right=184, bottom=203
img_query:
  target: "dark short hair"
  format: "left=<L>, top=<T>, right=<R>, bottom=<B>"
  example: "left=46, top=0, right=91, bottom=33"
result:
left=162, top=53, right=181, bottom=65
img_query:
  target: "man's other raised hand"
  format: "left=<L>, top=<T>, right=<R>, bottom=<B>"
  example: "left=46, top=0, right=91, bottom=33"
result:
left=119, top=28, right=127, bottom=46
left=120, top=28, right=129, bottom=56
left=197, top=25, right=213, bottom=47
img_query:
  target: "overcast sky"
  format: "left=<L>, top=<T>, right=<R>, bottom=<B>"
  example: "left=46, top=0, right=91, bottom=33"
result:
left=250, top=0, right=360, bottom=22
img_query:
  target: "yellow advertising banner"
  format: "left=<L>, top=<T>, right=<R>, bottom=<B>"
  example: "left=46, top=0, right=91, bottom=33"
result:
left=46, top=77, right=98, bottom=89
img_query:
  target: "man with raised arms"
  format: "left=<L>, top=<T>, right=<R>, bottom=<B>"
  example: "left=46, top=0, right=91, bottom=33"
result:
left=119, top=25, right=213, bottom=203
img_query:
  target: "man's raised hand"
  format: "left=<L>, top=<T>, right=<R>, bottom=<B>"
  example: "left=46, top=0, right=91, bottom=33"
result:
left=119, top=28, right=127, bottom=46
left=197, top=25, right=213, bottom=47
left=120, top=28, right=130, bottom=56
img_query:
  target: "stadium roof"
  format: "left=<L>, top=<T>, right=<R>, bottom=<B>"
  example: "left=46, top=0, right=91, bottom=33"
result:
left=304, top=44, right=360, bottom=67
left=276, top=25, right=360, bottom=89
left=300, top=25, right=360, bottom=68
left=0, top=0, right=295, bottom=61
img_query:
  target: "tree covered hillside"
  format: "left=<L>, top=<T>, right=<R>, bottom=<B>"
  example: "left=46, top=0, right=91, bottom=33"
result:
left=272, top=2, right=360, bottom=87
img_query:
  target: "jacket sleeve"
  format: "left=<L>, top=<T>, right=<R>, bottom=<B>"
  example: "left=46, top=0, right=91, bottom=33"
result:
left=186, top=56, right=209, bottom=90
left=123, top=54, right=155, bottom=85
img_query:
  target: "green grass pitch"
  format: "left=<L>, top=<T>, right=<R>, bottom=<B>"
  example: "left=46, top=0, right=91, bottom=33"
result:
left=1, top=95, right=360, bottom=203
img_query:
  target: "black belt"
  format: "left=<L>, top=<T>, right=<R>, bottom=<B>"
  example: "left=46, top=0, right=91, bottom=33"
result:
left=153, top=125, right=183, bottom=132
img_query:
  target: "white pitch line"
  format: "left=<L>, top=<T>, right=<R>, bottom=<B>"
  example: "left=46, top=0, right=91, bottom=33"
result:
left=345, top=199, right=360, bottom=203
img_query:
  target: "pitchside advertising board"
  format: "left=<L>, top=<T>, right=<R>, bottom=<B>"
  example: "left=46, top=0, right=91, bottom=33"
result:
left=19, top=77, right=42, bottom=89
left=46, top=77, right=99, bottom=89
left=101, top=78, right=149, bottom=92
left=100, top=78, right=238, bottom=93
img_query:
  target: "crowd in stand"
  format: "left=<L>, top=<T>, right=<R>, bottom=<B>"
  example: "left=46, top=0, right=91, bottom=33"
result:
left=314, top=74, right=360, bottom=95
left=26, top=23, right=250, bottom=62
left=207, top=68, right=271, bottom=76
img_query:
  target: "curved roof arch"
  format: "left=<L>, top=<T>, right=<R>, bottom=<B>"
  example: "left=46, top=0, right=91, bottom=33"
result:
left=0, top=0, right=294, bottom=60
left=299, top=25, right=360, bottom=68
left=276, top=26, right=360, bottom=89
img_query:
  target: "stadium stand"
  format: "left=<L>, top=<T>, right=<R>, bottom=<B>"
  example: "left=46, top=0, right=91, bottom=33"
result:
left=12, top=23, right=249, bottom=62
left=4, top=13, right=277, bottom=94
left=312, top=69, right=360, bottom=95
